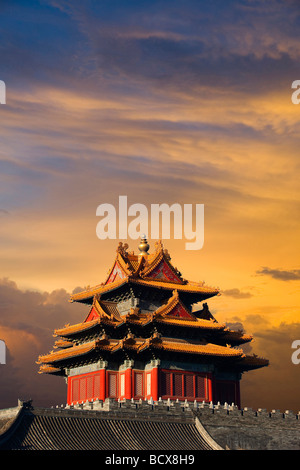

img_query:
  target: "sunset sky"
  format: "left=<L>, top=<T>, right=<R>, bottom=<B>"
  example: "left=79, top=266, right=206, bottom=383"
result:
left=0, top=0, right=300, bottom=412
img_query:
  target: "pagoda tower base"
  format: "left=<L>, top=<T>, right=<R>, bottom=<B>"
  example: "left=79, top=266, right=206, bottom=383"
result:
left=65, top=359, right=241, bottom=408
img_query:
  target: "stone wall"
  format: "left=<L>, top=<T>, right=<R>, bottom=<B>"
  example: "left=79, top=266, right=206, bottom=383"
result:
left=195, top=404, right=300, bottom=450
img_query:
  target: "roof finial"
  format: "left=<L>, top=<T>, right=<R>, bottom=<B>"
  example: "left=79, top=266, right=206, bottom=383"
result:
left=138, top=234, right=150, bottom=255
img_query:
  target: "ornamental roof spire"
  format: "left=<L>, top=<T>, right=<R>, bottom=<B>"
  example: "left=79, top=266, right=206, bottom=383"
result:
left=138, top=234, right=150, bottom=257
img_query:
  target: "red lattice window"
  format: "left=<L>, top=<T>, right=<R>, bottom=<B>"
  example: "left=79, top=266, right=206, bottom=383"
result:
left=161, top=371, right=172, bottom=396
left=94, top=374, right=100, bottom=399
left=72, top=378, right=79, bottom=402
left=184, top=374, right=194, bottom=398
left=86, top=376, right=94, bottom=399
left=195, top=375, right=206, bottom=399
left=69, top=372, right=105, bottom=404
left=134, top=372, right=144, bottom=397
left=160, top=369, right=208, bottom=401
left=173, top=373, right=183, bottom=397
left=107, top=372, right=118, bottom=398
left=80, top=377, right=86, bottom=400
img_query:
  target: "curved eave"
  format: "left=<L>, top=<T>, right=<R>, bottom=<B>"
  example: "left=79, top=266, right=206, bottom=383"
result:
left=147, top=339, right=244, bottom=358
left=239, top=355, right=269, bottom=371
left=54, top=339, right=73, bottom=349
left=37, top=336, right=245, bottom=369
left=38, top=365, right=64, bottom=375
left=154, top=317, right=225, bottom=330
left=54, top=319, right=125, bottom=339
left=70, top=278, right=129, bottom=304
left=37, top=340, right=98, bottom=365
left=70, top=277, right=219, bottom=305
left=53, top=310, right=231, bottom=340
left=54, top=318, right=101, bottom=337
left=131, top=278, right=220, bottom=298
left=54, top=312, right=226, bottom=338
left=221, top=332, right=253, bottom=345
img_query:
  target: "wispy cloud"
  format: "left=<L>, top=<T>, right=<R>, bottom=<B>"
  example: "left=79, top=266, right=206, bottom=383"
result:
left=0, top=209, right=10, bottom=216
left=256, top=267, right=300, bottom=281
left=0, top=277, right=86, bottom=408
left=222, top=288, right=253, bottom=299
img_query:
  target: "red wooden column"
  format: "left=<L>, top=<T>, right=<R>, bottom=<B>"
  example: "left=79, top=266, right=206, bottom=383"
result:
left=119, top=360, right=134, bottom=400
left=67, top=377, right=72, bottom=405
left=235, top=380, right=241, bottom=409
left=145, top=371, right=152, bottom=400
left=149, top=360, right=160, bottom=401
left=207, top=373, right=213, bottom=402
left=124, top=367, right=132, bottom=399
left=151, top=367, right=159, bottom=401
left=99, top=368, right=106, bottom=401
left=97, top=360, right=109, bottom=402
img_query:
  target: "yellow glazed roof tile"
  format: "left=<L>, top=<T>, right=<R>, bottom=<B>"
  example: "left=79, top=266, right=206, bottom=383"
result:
left=149, top=338, right=244, bottom=357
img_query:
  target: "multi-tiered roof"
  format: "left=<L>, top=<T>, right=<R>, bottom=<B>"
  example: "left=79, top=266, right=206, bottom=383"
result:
left=37, top=239, right=268, bottom=377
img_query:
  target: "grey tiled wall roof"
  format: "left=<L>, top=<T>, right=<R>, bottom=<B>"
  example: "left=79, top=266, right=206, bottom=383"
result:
left=0, top=401, right=220, bottom=450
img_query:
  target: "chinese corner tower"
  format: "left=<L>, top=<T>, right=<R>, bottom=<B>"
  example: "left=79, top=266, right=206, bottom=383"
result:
left=37, top=238, right=268, bottom=408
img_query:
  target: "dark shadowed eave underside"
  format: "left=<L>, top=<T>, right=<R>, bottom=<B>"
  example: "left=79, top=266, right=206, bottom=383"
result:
left=70, top=277, right=220, bottom=305
left=37, top=335, right=268, bottom=376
